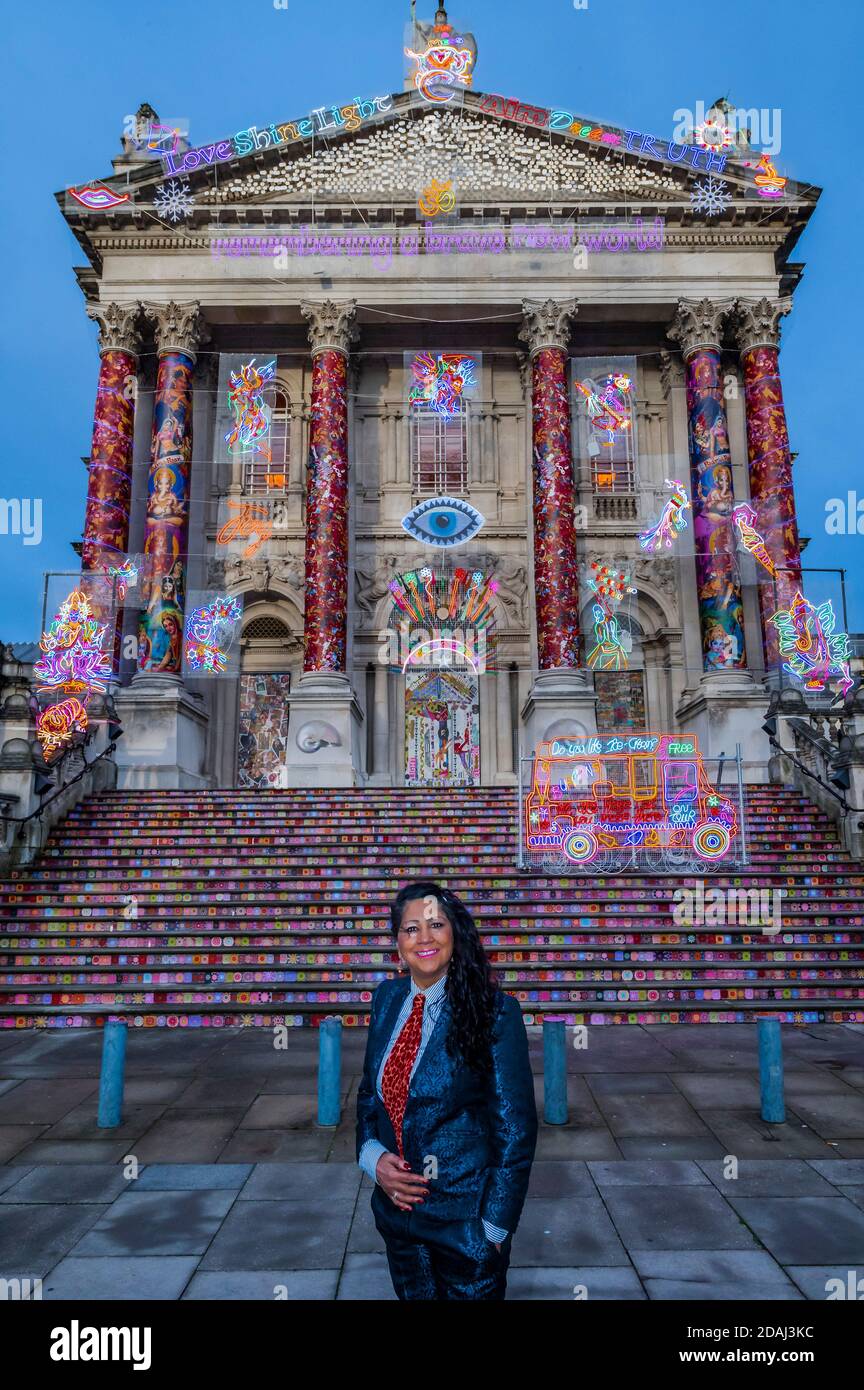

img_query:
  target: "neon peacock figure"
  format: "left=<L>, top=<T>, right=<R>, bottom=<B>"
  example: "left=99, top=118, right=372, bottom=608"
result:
left=225, top=358, right=276, bottom=461
left=771, top=591, right=853, bottom=698
left=639, top=479, right=691, bottom=552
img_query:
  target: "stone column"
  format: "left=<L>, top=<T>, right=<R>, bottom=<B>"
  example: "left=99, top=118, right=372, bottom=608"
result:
left=372, top=661, right=390, bottom=782
left=283, top=300, right=364, bottom=787
left=82, top=303, right=141, bottom=578
left=495, top=663, right=514, bottom=779
left=518, top=299, right=597, bottom=744
left=667, top=299, right=747, bottom=673
left=136, top=301, right=204, bottom=675
left=732, top=297, right=804, bottom=672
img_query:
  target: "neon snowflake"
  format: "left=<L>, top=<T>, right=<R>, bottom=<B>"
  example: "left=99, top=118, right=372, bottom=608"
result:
left=154, top=179, right=195, bottom=223
left=690, top=176, right=732, bottom=217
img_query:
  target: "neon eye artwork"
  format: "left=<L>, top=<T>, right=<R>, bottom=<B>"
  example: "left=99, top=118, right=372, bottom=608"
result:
left=184, top=595, right=243, bottom=674
left=225, top=358, right=277, bottom=461
left=103, top=558, right=139, bottom=602
left=33, top=588, right=112, bottom=695
left=404, top=23, right=474, bottom=104
left=35, top=697, right=89, bottom=763
left=771, top=591, right=853, bottom=698
left=418, top=179, right=456, bottom=217
left=575, top=372, right=633, bottom=447
left=409, top=352, right=476, bottom=417
left=639, top=479, right=691, bottom=552
left=68, top=184, right=131, bottom=210
left=401, top=497, right=485, bottom=548
left=731, top=503, right=776, bottom=577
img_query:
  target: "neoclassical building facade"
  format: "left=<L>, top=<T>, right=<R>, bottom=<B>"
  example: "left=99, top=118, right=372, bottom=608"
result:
left=61, top=46, right=816, bottom=790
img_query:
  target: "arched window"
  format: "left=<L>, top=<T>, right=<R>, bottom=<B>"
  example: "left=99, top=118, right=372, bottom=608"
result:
left=410, top=398, right=469, bottom=494
left=244, top=386, right=290, bottom=495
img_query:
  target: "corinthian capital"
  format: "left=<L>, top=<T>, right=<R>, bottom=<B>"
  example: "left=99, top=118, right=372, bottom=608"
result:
left=87, top=302, right=142, bottom=357
left=732, top=297, right=792, bottom=353
left=300, top=299, right=358, bottom=357
left=518, top=298, right=578, bottom=356
left=142, top=301, right=205, bottom=360
left=667, top=298, right=735, bottom=358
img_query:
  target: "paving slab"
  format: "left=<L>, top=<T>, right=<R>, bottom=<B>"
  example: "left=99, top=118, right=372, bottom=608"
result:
left=535, top=1127, right=621, bottom=1160
left=0, top=1203, right=108, bottom=1277
left=199, top=1199, right=353, bottom=1271
left=670, top=1073, right=763, bottom=1107
left=336, top=1251, right=396, bottom=1299
left=47, top=1102, right=168, bottom=1141
left=346, top=1196, right=385, bottom=1254
left=135, top=1164, right=253, bottom=1191
left=238, top=1161, right=360, bottom=1202
left=527, top=1161, right=596, bottom=1198
left=728, top=1195, right=864, bottom=1264
left=217, top=1129, right=333, bottom=1162
left=506, top=1265, right=646, bottom=1300
left=122, top=1079, right=191, bottom=1105
left=785, top=1265, right=864, bottom=1300
left=595, top=1095, right=715, bottom=1139
left=0, top=1126, right=47, bottom=1162
left=174, top=1079, right=264, bottom=1110
left=0, top=1079, right=97, bottom=1123
left=588, top=1160, right=709, bottom=1188
left=11, top=1139, right=133, bottom=1164
left=510, top=1195, right=629, bottom=1267
left=632, top=1249, right=803, bottom=1301
left=602, top=1185, right=758, bottom=1251
left=780, top=1094, right=864, bottom=1140
left=238, top=1095, right=327, bottom=1129
left=42, top=1255, right=199, bottom=1300
left=697, top=1159, right=838, bottom=1198
left=0, top=1081, right=21, bottom=1098
left=0, top=1165, right=32, bottom=1194
left=807, top=1159, right=864, bottom=1185
left=132, top=1113, right=245, bottom=1163
left=183, top=1269, right=339, bottom=1300
left=698, top=1109, right=835, bottom=1158
left=617, top=1137, right=727, bottom=1160
left=70, top=1189, right=238, bottom=1258
left=585, top=1074, right=680, bottom=1096
left=0, top=1164, right=129, bottom=1204
left=836, top=1187, right=864, bottom=1215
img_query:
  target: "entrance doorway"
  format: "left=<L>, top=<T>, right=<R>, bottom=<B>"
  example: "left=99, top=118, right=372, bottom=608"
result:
left=404, top=669, right=480, bottom=787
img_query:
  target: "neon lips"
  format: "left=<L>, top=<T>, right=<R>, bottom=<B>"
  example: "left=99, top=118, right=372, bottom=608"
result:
left=68, top=184, right=131, bottom=211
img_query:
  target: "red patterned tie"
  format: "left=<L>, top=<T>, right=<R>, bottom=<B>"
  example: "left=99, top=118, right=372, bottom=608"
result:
left=381, top=992, right=425, bottom=1158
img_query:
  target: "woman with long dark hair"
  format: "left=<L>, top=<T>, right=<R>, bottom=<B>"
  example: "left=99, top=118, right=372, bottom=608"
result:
left=356, top=880, right=537, bottom=1300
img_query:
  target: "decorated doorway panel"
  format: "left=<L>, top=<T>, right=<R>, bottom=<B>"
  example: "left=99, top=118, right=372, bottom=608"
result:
left=405, top=669, right=479, bottom=787
left=237, top=672, right=290, bottom=787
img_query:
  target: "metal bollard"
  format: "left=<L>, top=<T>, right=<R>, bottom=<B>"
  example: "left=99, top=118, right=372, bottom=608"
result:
left=543, top=1019, right=568, bottom=1125
left=758, top=1016, right=785, bottom=1123
left=97, top=1019, right=128, bottom=1129
left=318, top=1017, right=343, bottom=1126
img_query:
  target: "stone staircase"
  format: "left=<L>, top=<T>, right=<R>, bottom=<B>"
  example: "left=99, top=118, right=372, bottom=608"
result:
left=0, top=785, right=862, bottom=1032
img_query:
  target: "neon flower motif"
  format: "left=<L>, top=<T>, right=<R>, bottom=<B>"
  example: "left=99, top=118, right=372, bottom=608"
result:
left=694, top=119, right=734, bottom=151
left=68, top=184, right=131, bottom=210
left=576, top=372, right=633, bottom=447
left=184, top=595, right=243, bottom=674
left=732, top=503, right=777, bottom=577
left=225, top=358, right=276, bottom=461
left=409, top=352, right=476, bottom=417
left=771, top=591, right=853, bottom=698
left=639, top=480, right=691, bottom=552
left=745, top=153, right=787, bottom=198
left=35, top=697, right=89, bottom=762
left=585, top=563, right=636, bottom=670
left=418, top=179, right=456, bottom=217
left=33, top=589, right=112, bottom=695
left=103, top=559, right=139, bottom=602
left=405, top=23, right=474, bottom=104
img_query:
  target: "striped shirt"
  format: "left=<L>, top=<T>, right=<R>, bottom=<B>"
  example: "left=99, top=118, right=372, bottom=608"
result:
left=358, top=973, right=507, bottom=1242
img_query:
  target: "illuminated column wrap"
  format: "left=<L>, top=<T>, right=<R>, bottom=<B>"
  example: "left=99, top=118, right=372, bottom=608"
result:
left=299, top=300, right=358, bottom=674
left=137, top=301, right=204, bottom=675
left=734, top=297, right=803, bottom=669
left=519, top=299, right=581, bottom=669
left=667, top=299, right=747, bottom=672
left=82, top=303, right=141, bottom=574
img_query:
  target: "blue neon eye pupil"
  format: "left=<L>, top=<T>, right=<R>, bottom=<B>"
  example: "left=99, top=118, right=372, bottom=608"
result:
left=431, top=512, right=455, bottom=531
left=401, top=496, right=485, bottom=547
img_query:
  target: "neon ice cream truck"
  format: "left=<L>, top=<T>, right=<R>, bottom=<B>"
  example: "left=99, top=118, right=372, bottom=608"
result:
left=524, top=733, right=738, bottom=865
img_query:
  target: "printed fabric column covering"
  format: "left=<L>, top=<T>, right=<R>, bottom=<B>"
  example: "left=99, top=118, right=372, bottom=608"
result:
left=735, top=297, right=804, bottom=670
left=137, top=302, right=203, bottom=675
left=668, top=300, right=747, bottom=673
left=519, top=299, right=581, bottom=669
left=299, top=300, right=357, bottom=673
left=82, top=304, right=140, bottom=576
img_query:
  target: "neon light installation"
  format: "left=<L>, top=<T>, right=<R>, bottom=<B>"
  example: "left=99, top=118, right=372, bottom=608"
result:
left=771, top=591, right=854, bottom=697
left=386, top=567, right=498, bottom=673
left=405, top=23, right=474, bottom=104
left=225, top=358, right=276, bottom=461
left=33, top=589, right=112, bottom=695
left=575, top=372, right=633, bottom=449
left=103, top=558, right=139, bottom=602
left=68, top=185, right=131, bottom=211
left=215, top=501, right=273, bottom=560
left=401, top=497, right=485, bottom=547
left=745, top=153, right=787, bottom=198
left=731, top=502, right=776, bottom=577
left=639, top=479, right=691, bottom=552
left=524, top=733, right=738, bottom=868
left=585, top=563, right=636, bottom=670
left=409, top=352, right=476, bottom=417
left=184, top=595, right=243, bottom=674
left=35, top=697, right=89, bottom=763
left=694, top=119, right=734, bottom=151
left=418, top=179, right=456, bottom=217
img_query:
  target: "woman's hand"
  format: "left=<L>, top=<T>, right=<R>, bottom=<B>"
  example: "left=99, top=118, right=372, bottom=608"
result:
left=376, top=1153, right=429, bottom=1212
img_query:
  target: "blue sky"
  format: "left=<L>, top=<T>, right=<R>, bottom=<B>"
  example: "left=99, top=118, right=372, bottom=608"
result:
left=2, top=0, right=861, bottom=642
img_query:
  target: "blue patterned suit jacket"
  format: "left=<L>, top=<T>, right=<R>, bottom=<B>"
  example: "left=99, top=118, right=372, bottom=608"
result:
left=356, top=976, right=538, bottom=1231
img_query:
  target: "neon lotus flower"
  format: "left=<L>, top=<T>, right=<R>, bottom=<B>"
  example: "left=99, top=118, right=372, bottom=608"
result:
left=68, top=184, right=131, bottom=210
left=225, top=358, right=276, bottom=460
left=409, top=352, right=476, bottom=417
left=639, top=480, right=691, bottom=552
left=36, top=698, right=89, bottom=762
left=405, top=23, right=474, bottom=104
left=732, top=503, right=776, bottom=577
left=771, top=591, right=853, bottom=698
left=33, top=588, right=112, bottom=695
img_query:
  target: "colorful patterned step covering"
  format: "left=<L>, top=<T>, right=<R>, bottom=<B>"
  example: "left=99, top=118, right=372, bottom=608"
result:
left=1, top=786, right=863, bottom=1030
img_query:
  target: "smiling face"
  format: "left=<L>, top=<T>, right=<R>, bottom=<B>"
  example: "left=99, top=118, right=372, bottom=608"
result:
left=397, top=896, right=455, bottom=989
